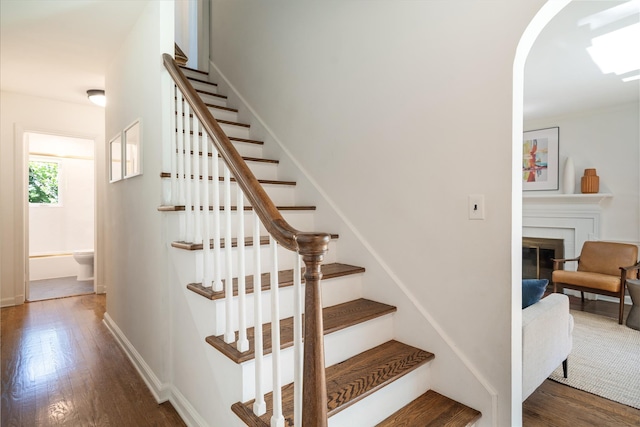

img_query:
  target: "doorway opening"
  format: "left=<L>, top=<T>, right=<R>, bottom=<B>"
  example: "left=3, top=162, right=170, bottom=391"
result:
left=25, top=132, right=96, bottom=301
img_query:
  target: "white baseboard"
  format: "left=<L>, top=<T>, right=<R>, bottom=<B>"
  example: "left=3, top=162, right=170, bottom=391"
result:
left=167, top=386, right=209, bottom=427
left=1, top=297, right=17, bottom=308
left=102, top=313, right=171, bottom=403
left=102, top=314, right=209, bottom=426
left=1, top=294, right=25, bottom=307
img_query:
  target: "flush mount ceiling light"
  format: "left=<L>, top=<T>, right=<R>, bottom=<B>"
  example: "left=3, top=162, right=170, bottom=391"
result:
left=87, top=89, right=106, bottom=107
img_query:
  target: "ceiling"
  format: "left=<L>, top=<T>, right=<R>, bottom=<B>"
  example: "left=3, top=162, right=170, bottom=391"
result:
left=0, top=0, right=148, bottom=106
left=525, top=0, right=639, bottom=120
left=1, top=0, right=638, bottom=117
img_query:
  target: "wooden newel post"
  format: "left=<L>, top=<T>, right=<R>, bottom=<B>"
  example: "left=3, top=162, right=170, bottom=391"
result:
left=298, top=234, right=330, bottom=427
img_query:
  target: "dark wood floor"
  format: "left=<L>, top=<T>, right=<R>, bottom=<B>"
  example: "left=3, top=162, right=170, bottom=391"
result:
left=1, top=294, right=185, bottom=427
left=523, top=295, right=640, bottom=426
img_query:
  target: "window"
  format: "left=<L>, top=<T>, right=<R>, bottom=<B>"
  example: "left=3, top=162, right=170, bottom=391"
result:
left=28, top=160, right=60, bottom=205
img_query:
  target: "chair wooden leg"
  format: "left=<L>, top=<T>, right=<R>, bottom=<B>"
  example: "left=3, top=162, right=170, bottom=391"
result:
left=619, top=298, right=625, bottom=325
left=581, top=291, right=585, bottom=303
left=562, top=359, right=568, bottom=378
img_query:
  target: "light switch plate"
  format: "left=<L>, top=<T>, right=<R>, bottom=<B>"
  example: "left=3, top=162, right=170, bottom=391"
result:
left=468, top=194, right=485, bottom=220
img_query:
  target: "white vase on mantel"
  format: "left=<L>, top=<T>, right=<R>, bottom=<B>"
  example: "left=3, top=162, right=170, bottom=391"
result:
left=563, top=157, right=575, bottom=194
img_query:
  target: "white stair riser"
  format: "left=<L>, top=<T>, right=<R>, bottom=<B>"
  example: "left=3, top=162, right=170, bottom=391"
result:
left=189, top=80, right=218, bottom=94
left=180, top=135, right=263, bottom=158
left=207, top=273, right=361, bottom=336
left=197, top=92, right=228, bottom=107
left=165, top=179, right=295, bottom=206
left=164, top=212, right=320, bottom=250
left=328, top=364, right=431, bottom=427
left=219, top=123, right=251, bottom=140
left=185, top=117, right=250, bottom=141
left=208, top=107, right=238, bottom=123
left=169, top=240, right=340, bottom=287
left=167, top=211, right=316, bottom=243
left=237, top=313, right=395, bottom=402
left=180, top=68, right=209, bottom=80
left=171, top=156, right=279, bottom=180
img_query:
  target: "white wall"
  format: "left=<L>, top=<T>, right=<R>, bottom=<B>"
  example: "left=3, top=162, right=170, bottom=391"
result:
left=525, top=103, right=640, bottom=244
left=103, top=0, right=175, bottom=406
left=209, top=1, right=546, bottom=425
left=103, top=6, right=242, bottom=425
left=0, top=91, right=105, bottom=306
left=175, top=0, right=209, bottom=70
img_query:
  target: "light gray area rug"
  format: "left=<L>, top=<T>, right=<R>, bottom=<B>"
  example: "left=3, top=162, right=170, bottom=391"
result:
left=29, top=276, right=94, bottom=301
left=549, top=309, right=640, bottom=409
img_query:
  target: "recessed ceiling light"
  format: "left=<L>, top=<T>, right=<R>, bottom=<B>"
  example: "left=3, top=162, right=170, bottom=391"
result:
left=87, top=89, right=106, bottom=107
left=587, top=23, right=640, bottom=76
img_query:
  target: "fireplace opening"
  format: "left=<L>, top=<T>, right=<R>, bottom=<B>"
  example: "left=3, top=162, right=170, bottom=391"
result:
left=522, top=237, right=564, bottom=290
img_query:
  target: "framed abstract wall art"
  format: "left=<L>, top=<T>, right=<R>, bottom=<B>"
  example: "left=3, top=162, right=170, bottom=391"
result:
left=523, top=127, right=559, bottom=191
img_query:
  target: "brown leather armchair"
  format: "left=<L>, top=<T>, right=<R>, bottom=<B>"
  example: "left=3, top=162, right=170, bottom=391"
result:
left=552, top=241, right=640, bottom=324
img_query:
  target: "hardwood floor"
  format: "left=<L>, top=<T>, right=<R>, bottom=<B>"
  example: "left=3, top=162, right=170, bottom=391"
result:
left=523, top=295, right=640, bottom=426
left=1, top=294, right=185, bottom=427
left=3, top=292, right=637, bottom=426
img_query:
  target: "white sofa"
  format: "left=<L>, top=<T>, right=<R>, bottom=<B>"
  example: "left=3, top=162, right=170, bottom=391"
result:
left=522, top=293, right=574, bottom=401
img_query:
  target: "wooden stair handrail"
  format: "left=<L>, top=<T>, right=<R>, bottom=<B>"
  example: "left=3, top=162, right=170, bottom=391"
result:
left=163, top=53, right=330, bottom=426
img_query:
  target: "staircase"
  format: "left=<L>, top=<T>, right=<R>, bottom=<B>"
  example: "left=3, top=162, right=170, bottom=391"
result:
left=159, top=60, right=482, bottom=426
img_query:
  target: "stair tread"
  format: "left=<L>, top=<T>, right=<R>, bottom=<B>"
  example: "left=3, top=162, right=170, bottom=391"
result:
left=159, top=205, right=314, bottom=214
left=376, top=390, right=481, bottom=427
left=217, top=118, right=250, bottom=128
left=206, top=298, right=396, bottom=364
left=229, top=136, right=264, bottom=145
left=178, top=112, right=249, bottom=129
left=179, top=65, right=207, bottom=75
left=187, top=77, right=218, bottom=87
left=205, top=102, right=238, bottom=113
left=173, top=150, right=279, bottom=164
left=178, top=130, right=264, bottom=145
left=232, top=340, right=435, bottom=426
left=196, top=88, right=226, bottom=99
left=171, top=231, right=330, bottom=250
left=159, top=172, right=295, bottom=185
left=186, top=262, right=360, bottom=300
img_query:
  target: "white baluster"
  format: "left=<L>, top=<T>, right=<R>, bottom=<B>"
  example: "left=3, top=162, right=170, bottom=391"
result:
left=201, top=133, right=212, bottom=288
left=211, top=143, right=222, bottom=292
left=193, top=118, right=202, bottom=245
left=224, top=165, right=235, bottom=344
left=270, top=237, right=284, bottom=427
left=184, top=102, right=193, bottom=242
left=253, top=212, right=266, bottom=416
left=176, top=91, right=186, bottom=242
left=293, top=253, right=303, bottom=427
left=236, top=186, right=249, bottom=352
left=170, top=85, right=178, bottom=205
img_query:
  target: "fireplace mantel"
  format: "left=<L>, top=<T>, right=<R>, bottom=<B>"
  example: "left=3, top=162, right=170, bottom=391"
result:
left=522, top=193, right=613, bottom=262
left=523, top=193, right=612, bottom=205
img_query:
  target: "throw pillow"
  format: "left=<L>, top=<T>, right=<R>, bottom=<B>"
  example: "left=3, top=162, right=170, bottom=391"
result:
left=522, top=279, right=548, bottom=309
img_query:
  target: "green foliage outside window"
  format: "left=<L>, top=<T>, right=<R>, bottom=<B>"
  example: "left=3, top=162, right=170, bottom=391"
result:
left=29, top=161, right=59, bottom=204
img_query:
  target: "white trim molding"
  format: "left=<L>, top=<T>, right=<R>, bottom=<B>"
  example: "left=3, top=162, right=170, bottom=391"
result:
left=102, top=314, right=171, bottom=403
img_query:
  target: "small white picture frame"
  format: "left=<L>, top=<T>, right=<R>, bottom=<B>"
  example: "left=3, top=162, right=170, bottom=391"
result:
left=123, top=119, right=142, bottom=179
left=109, top=133, right=122, bottom=183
